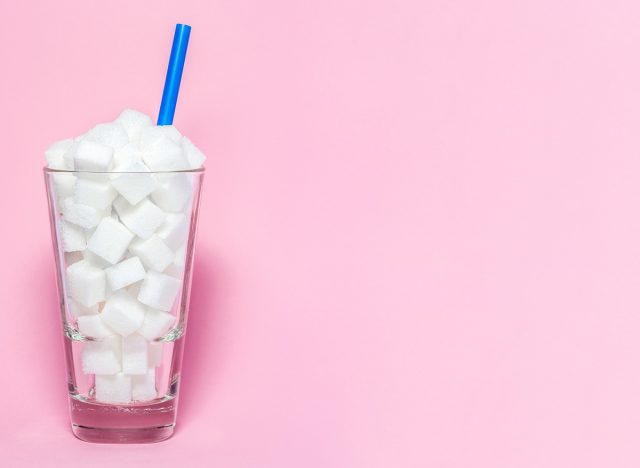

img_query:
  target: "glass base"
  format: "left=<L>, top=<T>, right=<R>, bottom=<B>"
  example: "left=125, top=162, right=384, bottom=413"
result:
left=69, top=396, right=177, bottom=444
left=72, top=424, right=175, bottom=444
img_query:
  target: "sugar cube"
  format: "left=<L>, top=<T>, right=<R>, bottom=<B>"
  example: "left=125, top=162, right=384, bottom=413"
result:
left=81, top=337, right=121, bottom=375
left=113, top=197, right=166, bottom=239
left=67, top=298, right=99, bottom=318
left=111, top=160, right=158, bottom=205
left=52, top=173, right=77, bottom=200
left=74, top=140, right=114, bottom=171
left=105, top=256, right=146, bottom=291
left=141, top=129, right=189, bottom=171
left=73, top=178, right=117, bottom=210
left=104, top=283, right=119, bottom=301
left=140, top=126, right=168, bottom=149
left=87, top=217, right=135, bottom=264
left=62, top=197, right=103, bottom=229
left=95, top=373, right=132, bottom=404
left=132, top=370, right=157, bottom=401
left=45, top=138, right=74, bottom=169
left=127, top=280, right=143, bottom=298
left=83, top=249, right=112, bottom=269
left=138, top=271, right=181, bottom=311
left=77, top=314, right=115, bottom=339
left=113, top=143, right=143, bottom=167
left=181, top=137, right=206, bottom=168
left=138, top=309, right=175, bottom=341
left=156, top=213, right=189, bottom=250
left=62, top=140, right=81, bottom=169
left=67, top=260, right=105, bottom=307
left=85, top=122, right=129, bottom=150
left=151, top=173, right=192, bottom=213
left=122, top=334, right=148, bottom=375
left=116, top=109, right=153, bottom=142
left=129, top=236, right=174, bottom=272
left=159, top=125, right=182, bottom=143
left=60, top=220, right=86, bottom=252
left=144, top=143, right=188, bottom=171
left=101, top=290, right=145, bottom=336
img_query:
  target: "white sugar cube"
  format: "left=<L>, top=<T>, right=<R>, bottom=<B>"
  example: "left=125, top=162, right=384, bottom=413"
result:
left=67, top=260, right=105, bottom=307
left=77, top=314, right=115, bottom=339
left=81, top=338, right=121, bottom=375
left=116, top=109, right=153, bottom=142
left=85, top=223, right=96, bottom=239
left=68, top=298, right=99, bottom=318
left=127, top=280, right=143, bottom=298
left=85, top=122, right=129, bottom=150
left=95, top=373, right=132, bottom=403
left=181, top=137, right=206, bottom=168
left=159, top=125, right=182, bottom=143
left=138, top=309, right=175, bottom=341
left=60, top=220, right=86, bottom=252
left=122, top=334, right=148, bottom=375
left=138, top=271, right=181, bottom=311
left=111, top=161, right=158, bottom=205
left=62, top=140, right=81, bottom=169
left=87, top=217, right=135, bottom=264
left=151, top=173, right=192, bottom=213
left=141, top=129, right=189, bottom=171
left=129, top=236, right=174, bottom=272
left=45, top=138, right=74, bottom=169
left=104, top=283, right=119, bottom=301
left=73, top=178, right=117, bottom=210
left=113, top=143, right=143, bottom=167
left=105, top=257, right=146, bottom=291
left=74, top=140, right=114, bottom=171
left=148, top=342, right=163, bottom=367
left=142, top=142, right=188, bottom=170
left=83, top=249, right=112, bottom=269
left=52, top=173, right=77, bottom=200
left=101, top=290, right=145, bottom=336
left=132, top=370, right=157, bottom=401
left=113, top=197, right=166, bottom=239
left=62, top=197, right=103, bottom=228
left=156, top=213, right=189, bottom=250
left=140, top=126, right=168, bottom=149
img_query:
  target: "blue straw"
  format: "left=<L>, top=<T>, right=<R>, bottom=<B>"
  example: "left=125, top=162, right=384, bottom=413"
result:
left=157, top=24, right=192, bottom=125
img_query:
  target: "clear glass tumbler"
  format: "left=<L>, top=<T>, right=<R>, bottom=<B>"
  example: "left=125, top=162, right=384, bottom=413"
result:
left=43, top=168, right=204, bottom=443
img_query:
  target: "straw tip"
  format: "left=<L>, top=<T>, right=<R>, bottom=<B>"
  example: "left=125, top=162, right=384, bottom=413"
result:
left=176, top=23, right=192, bottom=31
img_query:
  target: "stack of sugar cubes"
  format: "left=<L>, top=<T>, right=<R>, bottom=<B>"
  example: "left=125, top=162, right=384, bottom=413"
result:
left=45, top=109, right=205, bottom=404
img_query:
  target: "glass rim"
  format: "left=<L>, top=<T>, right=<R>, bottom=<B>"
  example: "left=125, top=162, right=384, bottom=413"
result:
left=43, top=166, right=205, bottom=174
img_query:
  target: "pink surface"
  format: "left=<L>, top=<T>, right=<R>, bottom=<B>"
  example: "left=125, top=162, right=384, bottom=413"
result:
left=2, top=0, right=640, bottom=466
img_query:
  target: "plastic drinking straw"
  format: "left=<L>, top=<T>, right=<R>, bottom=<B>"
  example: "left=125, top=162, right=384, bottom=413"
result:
left=158, top=24, right=192, bottom=125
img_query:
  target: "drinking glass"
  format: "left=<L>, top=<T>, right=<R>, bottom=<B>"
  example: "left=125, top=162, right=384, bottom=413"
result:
left=43, top=168, right=204, bottom=443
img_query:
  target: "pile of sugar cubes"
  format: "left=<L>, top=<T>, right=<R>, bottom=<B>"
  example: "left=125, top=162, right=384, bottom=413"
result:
left=45, top=109, right=205, bottom=404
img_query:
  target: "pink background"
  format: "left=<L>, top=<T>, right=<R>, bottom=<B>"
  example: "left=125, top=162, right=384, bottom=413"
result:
left=2, top=0, right=640, bottom=466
